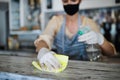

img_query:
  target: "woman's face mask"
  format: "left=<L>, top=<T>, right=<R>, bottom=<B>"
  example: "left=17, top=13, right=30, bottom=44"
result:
left=63, top=3, right=79, bottom=16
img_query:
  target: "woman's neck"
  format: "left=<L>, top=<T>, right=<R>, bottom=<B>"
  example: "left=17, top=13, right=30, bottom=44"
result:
left=65, top=12, right=79, bottom=36
left=66, top=12, right=79, bottom=22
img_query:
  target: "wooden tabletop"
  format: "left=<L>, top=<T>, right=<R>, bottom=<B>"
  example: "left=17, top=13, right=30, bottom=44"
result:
left=0, top=51, right=120, bottom=80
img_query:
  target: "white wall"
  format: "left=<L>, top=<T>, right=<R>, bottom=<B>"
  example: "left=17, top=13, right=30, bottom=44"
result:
left=80, top=0, right=120, bottom=9
left=52, top=0, right=120, bottom=11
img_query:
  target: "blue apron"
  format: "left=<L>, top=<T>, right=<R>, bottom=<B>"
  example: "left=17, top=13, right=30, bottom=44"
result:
left=53, top=15, right=89, bottom=60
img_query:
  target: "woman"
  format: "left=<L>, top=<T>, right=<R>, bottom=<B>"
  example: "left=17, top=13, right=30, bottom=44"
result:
left=34, top=0, right=116, bottom=70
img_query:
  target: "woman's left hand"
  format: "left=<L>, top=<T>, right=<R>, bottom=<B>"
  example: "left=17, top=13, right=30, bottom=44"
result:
left=78, top=31, right=104, bottom=45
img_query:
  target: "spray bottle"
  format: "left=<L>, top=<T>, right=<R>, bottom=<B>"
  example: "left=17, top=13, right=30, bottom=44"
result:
left=78, top=26, right=102, bottom=61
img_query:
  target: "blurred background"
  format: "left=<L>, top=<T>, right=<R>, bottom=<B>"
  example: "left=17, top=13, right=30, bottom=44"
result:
left=0, top=0, right=120, bottom=54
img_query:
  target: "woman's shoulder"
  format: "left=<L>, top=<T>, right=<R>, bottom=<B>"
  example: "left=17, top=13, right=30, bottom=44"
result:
left=51, top=15, right=64, bottom=22
left=49, top=15, right=64, bottom=34
left=81, top=16, right=95, bottom=24
left=81, top=15, right=100, bottom=32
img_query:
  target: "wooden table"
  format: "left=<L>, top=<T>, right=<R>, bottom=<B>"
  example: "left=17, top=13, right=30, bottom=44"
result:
left=0, top=51, right=120, bottom=80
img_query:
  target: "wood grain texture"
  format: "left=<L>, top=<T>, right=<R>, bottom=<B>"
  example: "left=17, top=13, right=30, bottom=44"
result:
left=0, top=52, right=120, bottom=80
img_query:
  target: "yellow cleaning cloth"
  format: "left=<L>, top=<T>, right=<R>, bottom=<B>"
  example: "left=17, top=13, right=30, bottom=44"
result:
left=32, top=54, right=69, bottom=73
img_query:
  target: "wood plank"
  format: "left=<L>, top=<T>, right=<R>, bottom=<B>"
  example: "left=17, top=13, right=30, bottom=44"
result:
left=0, top=54, right=120, bottom=80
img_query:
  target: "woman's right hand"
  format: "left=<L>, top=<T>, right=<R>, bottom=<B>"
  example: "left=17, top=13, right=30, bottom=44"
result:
left=37, top=48, right=61, bottom=71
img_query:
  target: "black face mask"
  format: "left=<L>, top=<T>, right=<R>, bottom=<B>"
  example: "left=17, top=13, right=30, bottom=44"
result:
left=63, top=4, right=79, bottom=16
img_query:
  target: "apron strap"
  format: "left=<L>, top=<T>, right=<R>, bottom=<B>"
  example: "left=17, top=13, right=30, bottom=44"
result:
left=62, top=16, right=66, bottom=53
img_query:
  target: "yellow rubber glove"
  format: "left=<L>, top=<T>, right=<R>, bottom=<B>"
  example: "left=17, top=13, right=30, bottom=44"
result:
left=32, top=54, right=69, bottom=73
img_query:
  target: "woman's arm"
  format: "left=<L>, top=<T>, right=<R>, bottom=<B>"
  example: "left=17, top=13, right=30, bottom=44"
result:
left=100, top=39, right=117, bottom=56
left=34, top=40, right=49, bottom=52
left=84, top=17, right=117, bottom=56
left=34, top=16, right=62, bottom=52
